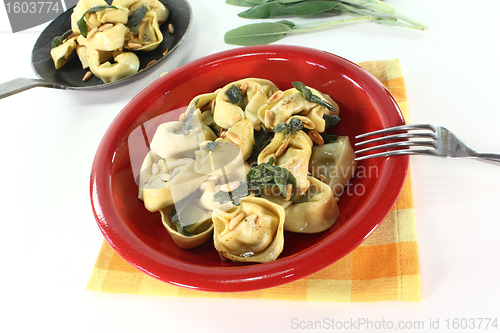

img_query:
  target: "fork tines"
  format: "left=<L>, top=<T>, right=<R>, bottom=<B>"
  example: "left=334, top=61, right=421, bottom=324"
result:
left=354, top=124, right=438, bottom=160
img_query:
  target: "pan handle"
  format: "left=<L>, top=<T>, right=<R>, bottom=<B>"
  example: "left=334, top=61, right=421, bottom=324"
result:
left=0, top=78, right=66, bottom=100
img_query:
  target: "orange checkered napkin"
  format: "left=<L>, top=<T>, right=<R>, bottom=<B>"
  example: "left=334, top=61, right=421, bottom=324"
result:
left=87, top=59, right=421, bottom=302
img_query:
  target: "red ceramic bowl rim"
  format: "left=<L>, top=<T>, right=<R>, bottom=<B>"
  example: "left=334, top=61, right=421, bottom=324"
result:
left=90, top=45, right=409, bottom=292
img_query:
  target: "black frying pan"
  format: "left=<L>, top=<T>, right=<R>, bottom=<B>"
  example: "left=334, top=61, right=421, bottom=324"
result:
left=0, top=0, right=192, bottom=99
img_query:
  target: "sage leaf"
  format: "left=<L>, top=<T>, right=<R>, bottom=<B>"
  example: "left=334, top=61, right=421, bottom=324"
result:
left=238, top=1, right=340, bottom=19
left=225, top=0, right=269, bottom=6
left=183, top=99, right=199, bottom=135
left=128, top=5, right=148, bottom=34
left=224, top=21, right=294, bottom=46
left=77, top=5, right=120, bottom=37
left=321, top=133, right=339, bottom=144
left=272, top=117, right=304, bottom=135
left=202, top=141, right=220, bottom=152
left=248, top=126, right=274, bottom=161
left=51, top=29, right=72, bottom=49
left=226, top=84, right=242, bottom=104
left=292, top=81, right=334, bottom=111
left=323, top=113, right=341, bottom=127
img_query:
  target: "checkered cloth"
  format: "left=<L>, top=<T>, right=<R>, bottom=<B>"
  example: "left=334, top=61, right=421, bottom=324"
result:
left=87, top=59, right=420, bottom=301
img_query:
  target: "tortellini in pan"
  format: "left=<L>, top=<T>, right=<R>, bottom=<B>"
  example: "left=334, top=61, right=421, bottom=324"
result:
left=51, top=0, right=171, bottom=83
left=137, top=78, right=358, bottom=262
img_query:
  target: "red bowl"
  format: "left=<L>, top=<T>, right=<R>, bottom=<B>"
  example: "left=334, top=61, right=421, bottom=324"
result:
left=90, top=45, right=408, bottom=292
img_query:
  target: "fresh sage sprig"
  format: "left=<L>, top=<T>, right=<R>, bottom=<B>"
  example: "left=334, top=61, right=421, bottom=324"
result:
left=77, top=5, right=121, bottom=38
left=224, top=0, right=427, bottom=46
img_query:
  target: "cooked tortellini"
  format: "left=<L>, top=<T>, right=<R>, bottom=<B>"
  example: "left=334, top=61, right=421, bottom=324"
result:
left=212, top=196, right=285, bottom=262
left=137, top=78, right=357, bottom=261
left=213, top=78, right=279, bottom=130
left=52, top=0, right=171, bottom=83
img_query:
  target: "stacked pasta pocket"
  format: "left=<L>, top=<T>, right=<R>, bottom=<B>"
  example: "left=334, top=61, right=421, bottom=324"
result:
left=138, top=78, right=357, bottom=263
left=50, top=0, right=169, bottom=83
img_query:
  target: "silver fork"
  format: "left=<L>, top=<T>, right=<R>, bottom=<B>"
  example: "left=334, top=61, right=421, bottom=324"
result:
left=354, top=124, right=500, bottom=165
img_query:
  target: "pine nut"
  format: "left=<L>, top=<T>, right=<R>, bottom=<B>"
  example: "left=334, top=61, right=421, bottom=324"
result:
left=163, top=48, right=169, bottom=56
left=128, top=42, right=142, bottom=49
left=239, top=82, right=248, bottom=95
left=168, top=23, right=174, bottom=34
left=220, top=181, right=241, bottom=192
left=226, top=131, right=242, bottom=146
left=146, top=60, right=156, bottom=68
left=264, top=110, right=274, bottom=128
left=98, top=23, right=113, bottom=32
left=86, top=27, right=98, bottom=40
left=151, top=162, right=160, bottom=176
left=82, top=71, right=92, bottom=82
left=308, top=130, right=324, bottom=145
left=267, top=90, right=283, bottom=104
left=229, top=113, right=243, bottom=126
left=276, top=140, right=289, bottom=157
left=219, top=130, right=226, bottom=138
left=229, top=212, right=246, bottom=231
left=178, top=113, right=187, bottom=122
left=285, top=183, right=293, bottom=201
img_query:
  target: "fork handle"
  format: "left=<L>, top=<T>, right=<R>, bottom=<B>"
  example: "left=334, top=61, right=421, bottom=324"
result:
left=473, top=153, right=500, bottom=166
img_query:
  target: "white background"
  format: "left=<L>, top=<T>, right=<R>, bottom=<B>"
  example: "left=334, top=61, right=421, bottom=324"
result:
left=1, top=1, right=499, bottom=332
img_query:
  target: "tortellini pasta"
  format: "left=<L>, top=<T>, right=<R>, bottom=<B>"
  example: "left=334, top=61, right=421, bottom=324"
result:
left=212, top=196, right=285, bottom=262
left=137, top=78, right=357, bottom=262
left=213, top=78, right=279, bottom=129
left=51, top=0, right=171, bottom=83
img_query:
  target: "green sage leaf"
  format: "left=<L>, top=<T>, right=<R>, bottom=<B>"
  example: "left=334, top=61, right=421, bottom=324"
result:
left=77, top=5, right=121, bottom=37
left=51, top=29, right=72, bottom=49
left=272, top=117, right=304, bottom=135
left=323, top=113, right=341, bottom=127
left=183, top=99, right=199, bottom=135
left=225, top=0, right=270, bottom=6
left=224, top=21, right=294, bottom=46
left=292, top=81, right=334, bottom=111
left=237, top=1, right=340, bottom=19
left=128, top=5, right=148, bottom=34
left=226, top=84, right=242, bottom=104
left=248, top=126, right=274, bottom=161
left=202, top=141, right=220, bottom=152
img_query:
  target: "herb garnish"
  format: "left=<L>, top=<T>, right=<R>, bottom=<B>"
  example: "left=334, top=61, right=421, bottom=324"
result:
left=272, top=117, right=304, bottom=135
left=77, top=5, right=121, bottom=38
left=202, top=141, right=220, bottom=152
left=224, top=0, right=427, bottom=46
left=226, top=84, right=243, bottom=104
left=128, top=5, right=148, bottom=34
left=248, top=126, right=274, bottom=161
left=213, top=157, right=297, bottom=205
left=323, top=113, right=341, bottom=127
left=182, top=99, right=199, bottom=135
left=292, top=81, right=334, bottom=112
left=51, top=29, right=73, bottom=49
